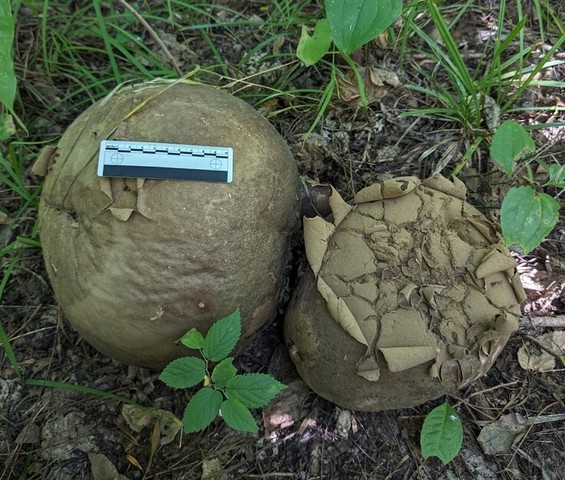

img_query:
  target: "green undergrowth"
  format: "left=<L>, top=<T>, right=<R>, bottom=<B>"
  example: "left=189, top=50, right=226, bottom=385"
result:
left=160, top=309, right=286, bottom=433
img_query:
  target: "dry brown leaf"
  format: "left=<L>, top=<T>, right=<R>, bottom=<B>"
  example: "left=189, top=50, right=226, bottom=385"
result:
left=89, top=453, right=129, bottom=480
left=338, top=67, right=400, bottom=108
left=517, top=344, right=555, bottom=372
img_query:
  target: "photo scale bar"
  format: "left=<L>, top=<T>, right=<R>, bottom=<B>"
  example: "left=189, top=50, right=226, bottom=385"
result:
left=97, top=140, right=233, bottom=183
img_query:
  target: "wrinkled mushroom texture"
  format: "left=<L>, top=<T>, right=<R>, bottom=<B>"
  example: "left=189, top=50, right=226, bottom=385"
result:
left=38, top=81, right=300, bottom=369
left=285, top=175, right=525, bottom=411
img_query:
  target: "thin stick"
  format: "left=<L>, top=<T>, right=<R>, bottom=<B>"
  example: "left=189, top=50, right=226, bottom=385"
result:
left=115, top=0, right=183, bottom=77
left=520, top=315, right=565, bottom=329
left=521, top=333, right=564, bottom=361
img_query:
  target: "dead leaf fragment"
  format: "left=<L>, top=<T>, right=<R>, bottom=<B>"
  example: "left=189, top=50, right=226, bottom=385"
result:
left=477, top=413, right=527, bottom=455
left=121, top=405, right=182, bottom=446
left=0, top=210, right=9, bottom=224
left=517, top=345, right=554, bottom=372
left=338, top=66, right=401, bottom=108
left=15, top=423, right=40, bottom=444
left=202, top=458, right=228, bottom=480
left=89, top=452, right=129, bottom=480
left=517, top=331, right=565, bottom=372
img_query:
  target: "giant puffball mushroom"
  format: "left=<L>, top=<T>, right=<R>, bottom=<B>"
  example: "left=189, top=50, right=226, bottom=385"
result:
left=37, top=81, right=300, bottom=369
left=284, top=175, right=526, bottom=411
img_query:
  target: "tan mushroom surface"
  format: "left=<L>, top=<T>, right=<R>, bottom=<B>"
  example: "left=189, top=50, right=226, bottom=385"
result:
left=38, top=81, right=300, bottom=369
left=284, top=175, right=526, bottom=411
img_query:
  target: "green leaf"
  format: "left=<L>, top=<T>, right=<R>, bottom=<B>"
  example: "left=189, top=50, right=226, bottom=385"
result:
left=0, top=0, right=16, bottom=110
left=420, top=402, right=463, bottom=465
left=211, top=357, right=237, bottom=389
left=490, top=120, right=535, bottom=176
left=180, top=328, right=205, bottom=350
left=183, top=387, right=223, bottom=433
left=203, top=309, right=241, bottom=362
left=159, top=357, right=206, bottom=389
left=225, top=374, right=287, bottom=408
left=324, top=0, right=402, bottom=54
left=547, top=164, right=565, bottom=188
left=297, top=19, right=332, bottom=66
left=501, top=187, right=559, bottom=254
left=221, top=398, right=258, bottom=433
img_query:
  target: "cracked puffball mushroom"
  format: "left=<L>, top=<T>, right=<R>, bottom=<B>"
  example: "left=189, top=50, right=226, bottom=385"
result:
left=285, top=175, right=526, bottom=411
left=36, top=82, right=300, bottom=369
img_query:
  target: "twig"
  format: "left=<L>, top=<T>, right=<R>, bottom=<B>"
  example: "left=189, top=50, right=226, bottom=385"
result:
left=521, top=333, right=564, bottom=361
left=115, top=0, right=183, bottom=77
left=520, top=315, right=565, bottom=329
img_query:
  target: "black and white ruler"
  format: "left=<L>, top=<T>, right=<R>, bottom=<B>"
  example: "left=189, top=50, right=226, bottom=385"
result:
left=97, top=140, right=233, bottom=183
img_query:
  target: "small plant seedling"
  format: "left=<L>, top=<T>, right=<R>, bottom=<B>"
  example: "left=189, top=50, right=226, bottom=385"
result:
left=159, top=309, right=286, bottom=433
left=296, top=0, right=402, bottom=132
left=420, top=402, right=463, bottom=464
left=490, top=120, right=560, bottom=253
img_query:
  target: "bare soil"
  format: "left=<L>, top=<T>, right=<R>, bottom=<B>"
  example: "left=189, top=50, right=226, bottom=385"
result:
left=2, top=1, right=565, bottom=479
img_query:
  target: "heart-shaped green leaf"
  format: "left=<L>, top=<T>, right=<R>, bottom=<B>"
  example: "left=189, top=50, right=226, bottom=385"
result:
left=501, top=186, right=559, bottom=253
left=324, top=0, right=402, bottom=54
left=490, top=120, right=535, bottom=176
left=297, top=19, right=332, bottom=66
left=420, top=402, right=463, bottom=465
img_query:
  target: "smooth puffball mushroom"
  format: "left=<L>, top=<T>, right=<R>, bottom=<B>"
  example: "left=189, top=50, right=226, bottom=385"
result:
left=285, top=175, right=526, bottom=411
left=38, top=81, right=300, bottom=369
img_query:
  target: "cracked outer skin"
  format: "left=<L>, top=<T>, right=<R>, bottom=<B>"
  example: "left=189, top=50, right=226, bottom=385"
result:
left=39, top=82, right=300, bottom=369
left=284, top=176, right=525, bottom=411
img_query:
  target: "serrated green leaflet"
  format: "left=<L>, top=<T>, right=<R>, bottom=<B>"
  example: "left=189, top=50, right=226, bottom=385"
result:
left=212, top=357, right=237, bottom=389
left=0, top=0, right=16, bottom=111
left=420, top=402, right=463, bottom=465
left=324, top=0, right=402, bottom=54
left=183, top=387, right=223, bottom=433
left=203, top=309, right=241, bottom=362
left=490, top=120, right=535, bottom=175
left=225, top=374, right=286, bottom=408
left=501, top=187, right=559, bottom=253
left=297, top=19, right=332, bottom=66
left=159, top=357, right=206, bottom=389
left=180, top=328, right=205, bottom=350
left=221, top=398, right=258, bottom=433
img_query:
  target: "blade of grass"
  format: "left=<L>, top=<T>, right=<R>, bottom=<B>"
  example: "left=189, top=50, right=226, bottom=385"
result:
left=92, top=0, right=123, bottom=83
left=26, top=379, right=145, bottom=407
left=426, top=0, right=477, bottom=98
left=0, top=254, right=23, bottom=378
left=305, top=64, right=337, bottom=136
left=502, top=34, right=565, bottom=112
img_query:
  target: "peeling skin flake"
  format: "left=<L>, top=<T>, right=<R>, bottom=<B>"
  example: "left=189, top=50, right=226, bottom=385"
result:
left=286, top=175, right=526, bottom=411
